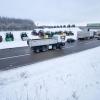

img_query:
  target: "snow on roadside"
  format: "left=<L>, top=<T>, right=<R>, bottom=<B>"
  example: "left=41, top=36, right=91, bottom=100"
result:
left=0, top=31, right=31, bottom=49
left=0, top=30, right=40, bottom=49
left=0, top=41, right=28, bottom=49
left=0, top=46, right=100, bottom=100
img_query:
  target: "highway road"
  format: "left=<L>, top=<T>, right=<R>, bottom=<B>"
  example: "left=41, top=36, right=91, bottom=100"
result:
left=0, top=38, right=100, bottom=71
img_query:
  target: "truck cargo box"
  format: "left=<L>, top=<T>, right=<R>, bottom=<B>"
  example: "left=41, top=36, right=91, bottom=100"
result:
left=28, top=38, right=58, bottom=47
left=77, top=31, right=94, bottom=39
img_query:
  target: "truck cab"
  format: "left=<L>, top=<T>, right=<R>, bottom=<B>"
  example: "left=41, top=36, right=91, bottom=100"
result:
left=53, top=34, right=66, bottom=43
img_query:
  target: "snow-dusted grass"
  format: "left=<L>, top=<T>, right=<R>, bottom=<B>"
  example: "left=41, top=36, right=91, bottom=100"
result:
left=0, top=41, right=28, bottom=49
left=0, top=46, right=100, bottom=100
left=0, top=31, right=31, bottom=49
left=0, top=31, right=31, bottom=41
left=0, top=30, right=41, bottom=49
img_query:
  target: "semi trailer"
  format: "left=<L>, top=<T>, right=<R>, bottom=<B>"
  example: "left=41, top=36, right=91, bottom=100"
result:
left=77, top=31, right=94, bottom=40
left=27, top=34, right=66, bottom=53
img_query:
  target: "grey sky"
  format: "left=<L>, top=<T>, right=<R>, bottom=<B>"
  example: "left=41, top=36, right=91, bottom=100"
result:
left=0, top=0, right=100, bottom=24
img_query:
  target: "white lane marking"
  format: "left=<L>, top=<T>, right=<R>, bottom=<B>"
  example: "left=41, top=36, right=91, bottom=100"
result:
left=80, top=40, right=98, bottom=45
left=0, top=53, right=30, bottom=61
left=84, top=41, right=96, bottom=45
left=64, top=45, right=75, bottom=49
left=78, top=40, right=97, bottom=45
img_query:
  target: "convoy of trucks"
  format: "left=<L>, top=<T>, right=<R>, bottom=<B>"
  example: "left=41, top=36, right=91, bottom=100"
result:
left=27, top=29, right=100, bottom=53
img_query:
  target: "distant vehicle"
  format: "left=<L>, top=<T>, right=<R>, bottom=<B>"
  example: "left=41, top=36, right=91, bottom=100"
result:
left=71, top=24, right=75, bottom=27
left=45, top=31, right=52, bottom=38
left=5, top=32, right=14, bottom=42
left=0, top=35, right=3, bottom=42
left=38, top=30, right=45, bottom=38
left=27, top=34, right=66, bottom=53
left=31, top=30, right=38, bottom=36
left=67, top=38, right=75, bottom=43
left=97, top=37, right=100, bottom=40
left=77, top=31, right=94, bottom=40
left=64, top=31, right=74, bottom=36
left=94, top=31, right=100, bottom=38
left=21, top=32, right=28, bottom=41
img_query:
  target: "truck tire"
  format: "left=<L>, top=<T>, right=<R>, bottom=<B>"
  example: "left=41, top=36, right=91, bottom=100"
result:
left=34, top=48, right=40, bottom=53
left=87, top=37, right=90, bottom=40
left=59, top=44, right=63, bottom=49
left=52, top=45, right=57, bottom=50
left=42, top=46, right=48, bottom=52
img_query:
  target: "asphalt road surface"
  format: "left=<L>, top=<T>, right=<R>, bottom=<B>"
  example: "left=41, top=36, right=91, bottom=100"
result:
left=0, top=38, right=100, bottom=71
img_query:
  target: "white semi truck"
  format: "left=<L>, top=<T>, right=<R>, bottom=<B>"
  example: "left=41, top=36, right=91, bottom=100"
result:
left=27, top=34, right=66, bottom=53
left=77, top=31, right=94, bottom=40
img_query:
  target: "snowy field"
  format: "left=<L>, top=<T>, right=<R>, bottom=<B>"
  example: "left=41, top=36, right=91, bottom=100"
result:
left=0, top=46, right=100, bottom=100
left=0, top=30, right=33, bottom=49
left=0, top=28, right=80, bottom=49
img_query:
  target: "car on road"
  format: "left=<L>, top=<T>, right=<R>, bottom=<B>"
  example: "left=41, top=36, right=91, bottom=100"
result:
left=67, top=38, right=75, bottom=43
left=97, top=36, right=100, bottom=40
left=94, top=31, right=100, bottom=39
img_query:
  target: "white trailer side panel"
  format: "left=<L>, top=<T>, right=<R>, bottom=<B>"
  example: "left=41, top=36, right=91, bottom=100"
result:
left=28, top=38, right=58, bottom=47
left=77, top=31, right=93, bottom=39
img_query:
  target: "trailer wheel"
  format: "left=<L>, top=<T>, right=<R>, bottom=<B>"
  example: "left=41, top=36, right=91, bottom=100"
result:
left=34, top=48, right=40, bottom=53
left=59, top=45, right=63, bottom=49
left=31, top=47, right=34, bottom=51
left=52, top=45, right=57, bottom=50
left=42, top=46, right=48, bottom=52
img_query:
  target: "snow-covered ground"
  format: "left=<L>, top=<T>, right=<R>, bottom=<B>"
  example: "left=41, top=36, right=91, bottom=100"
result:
left=0, top=28, right=81, bottom=49
left=0, top=30, right=40, bottom=49
left=0, top=46, right=100, bottom=100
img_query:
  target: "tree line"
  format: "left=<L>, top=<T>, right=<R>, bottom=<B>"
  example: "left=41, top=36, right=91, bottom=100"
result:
left=37, top=24, right=76, bottom=29
left=0, top=17, right=36, bottom=31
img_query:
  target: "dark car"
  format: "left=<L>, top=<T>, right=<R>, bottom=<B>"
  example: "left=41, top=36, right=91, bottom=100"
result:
left=67, top=38, right=75, bottom=43
left=97, top=37, right=100, bottom=40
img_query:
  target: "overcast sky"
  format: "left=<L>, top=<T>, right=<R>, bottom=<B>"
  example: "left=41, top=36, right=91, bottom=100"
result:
left=0, top=0, right=100, bottom=24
